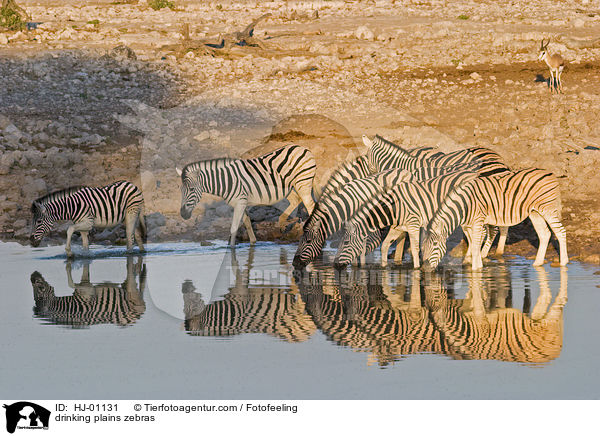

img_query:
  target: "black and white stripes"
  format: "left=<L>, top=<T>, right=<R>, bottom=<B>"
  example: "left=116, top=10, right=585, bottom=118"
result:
left=422, top=168, right=568, bottom=270
left=177, top=144, right=316, bottom=246
left=30, top=181, right=146, bottom=257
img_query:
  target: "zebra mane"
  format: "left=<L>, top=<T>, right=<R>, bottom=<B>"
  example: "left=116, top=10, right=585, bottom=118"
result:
left=305, top=155, right=371, bottom=229
left=32, top=186, right=87, bottom=211
left=373, top=135, right=414, bottom=156
left=427, top=179, right=476, bottom=238
left=182, top=157, right=237, bottom=176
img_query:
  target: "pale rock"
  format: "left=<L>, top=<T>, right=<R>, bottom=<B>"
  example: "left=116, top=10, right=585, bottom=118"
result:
left=355, top=26, right=375, bottom=41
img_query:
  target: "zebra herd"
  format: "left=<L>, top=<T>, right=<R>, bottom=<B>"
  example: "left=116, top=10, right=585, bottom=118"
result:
left=29, top=134, right=568, bottom=270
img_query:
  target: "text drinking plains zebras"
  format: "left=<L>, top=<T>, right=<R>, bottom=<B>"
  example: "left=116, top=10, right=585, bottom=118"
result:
left=422, top=168, right=568, bottom=270
left=30, top=181, right=146, bottom=257
left=177, top=144, right=316, bottom=246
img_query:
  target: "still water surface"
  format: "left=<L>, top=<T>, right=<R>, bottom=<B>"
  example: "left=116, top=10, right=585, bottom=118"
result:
left=1, top=242, right=599, bottom=399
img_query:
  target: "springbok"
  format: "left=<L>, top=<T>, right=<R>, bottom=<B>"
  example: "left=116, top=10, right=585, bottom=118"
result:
left=538, top=39, right=565, bottom=93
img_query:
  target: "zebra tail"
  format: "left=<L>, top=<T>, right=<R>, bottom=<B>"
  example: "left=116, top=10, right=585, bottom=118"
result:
left=139, top=203, right=147, bottom=243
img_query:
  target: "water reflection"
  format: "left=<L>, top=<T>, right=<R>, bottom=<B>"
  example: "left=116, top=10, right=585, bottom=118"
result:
left=182, top=249, right=316, bottom=342
left=30, top=256, right=146, bottom=328
left=294, top=263, right=567, bottom=366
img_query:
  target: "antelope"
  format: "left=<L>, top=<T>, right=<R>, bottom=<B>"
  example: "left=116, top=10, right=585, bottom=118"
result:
left=538, top=39, right=565, bottom=93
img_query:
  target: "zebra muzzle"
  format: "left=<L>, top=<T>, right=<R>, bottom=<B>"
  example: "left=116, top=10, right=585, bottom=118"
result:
left=180, top=208, right=192, bottom=220
left=30, top=236, right=40, bottom=247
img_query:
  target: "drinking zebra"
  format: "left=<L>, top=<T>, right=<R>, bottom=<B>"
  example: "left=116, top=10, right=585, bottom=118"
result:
left=422, top=168, right=568, bottom=270
left=334, top=171, right=478, bottom=268
left=292, top=167, right=412, bottom=268
left=30, top=181, right=146, bottom=257
left=363, top=134, right=505, bottom=173
left=176, top=144, right=316, bottom=246
left=30, top=257, right=146, bottom=328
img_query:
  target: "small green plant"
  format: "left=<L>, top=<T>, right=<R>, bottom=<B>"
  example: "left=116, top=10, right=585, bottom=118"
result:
left=0, top=6, right=24, bottom=30
left=216, top=4, right=223, bottom=10
left=451, top=59, right=462, bottom=66
left=457, top=14, right=469, bottom=20
left=148, top=0, right=175, bottom=10
left=87, top=19, right=100, bottom=26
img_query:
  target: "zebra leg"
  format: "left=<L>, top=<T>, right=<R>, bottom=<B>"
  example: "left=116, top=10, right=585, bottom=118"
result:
left=531, top=266, right=553, bottom=320
left=380, top=229, right=401, bottom=267
left=133, top=214, right=145, bottom=252
left=470, top=222, right=485, bottom=271
left=125, top=211, right=139, bottom=252
left=230, top=202, right=247, bottom=246
left=480, top=225, right=497, bottom=259
left=496, top=226, right=509, bottom=255
left=278, top=190, right=302, bottom=230
left=462, top=226, right=473, bottom=264
left=80, top=231, right=90, bottom=251
left=295, top=184, right=315, bottom=216
left=529, top=211, right=551, bottom=266
left=539, top=210, right=569, bottom=266
left=393, top=230, right=407, bottom=265
left=65, top=220, right=93, bottom=257
left=407, top=229, right=421, bottom=268
left=242, top=212, right=256, bottom=244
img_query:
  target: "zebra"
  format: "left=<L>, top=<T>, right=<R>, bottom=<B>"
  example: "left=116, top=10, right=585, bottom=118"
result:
left=30, top=181, right=146, bottom=257
left=424, top=266, right=567, bottom=363
left=294, top=267, right=444, bottom=367
left=362, top=134, right=505, bottom=173
left=292, top=167, right=412, bottom=268
left=334, top=171, right=478, bottom=268
left=176, top=144, right=316, bottom=246
left=182, top=248, right=316, bottom=341
left=30, top=257, right=146, bottom=328
left=319, top=146, right=439, bottom=201
left=422, top=168, right=568, bottom=270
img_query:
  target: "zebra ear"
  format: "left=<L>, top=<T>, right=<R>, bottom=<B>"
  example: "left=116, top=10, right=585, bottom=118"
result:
left=362, top=135, right=374, bottom=149
left=176, top=167, right=183, bottom=177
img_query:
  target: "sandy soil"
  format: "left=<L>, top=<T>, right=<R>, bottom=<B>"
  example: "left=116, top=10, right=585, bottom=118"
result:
left=1, top=0, right=599, bottom=264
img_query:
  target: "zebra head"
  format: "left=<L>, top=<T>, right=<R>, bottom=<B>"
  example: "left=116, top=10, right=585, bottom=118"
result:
left=30, top=271, right=55, bottom=314
left=362, top=134, right=380, bottom=172
left=30, top=201, right=54, bottom=247
left=334, top=220, right=366, bottom=268
left=293, top=221, right=325, bottom=269
left=177, top=166, right=203, bottom=220
left=422, top=230, right=447, bottom=270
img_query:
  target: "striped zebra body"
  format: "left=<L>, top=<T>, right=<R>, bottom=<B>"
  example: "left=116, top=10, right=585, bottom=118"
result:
left=30, top=261, right=146, bottom=327
left=425, top=267, right=567, bottom=363
left=296, top=269, right=444, bottom=367
left=334, top=171, right=478, bottom=268
left=363, top=134, right=504, bottom=172
left=177, top=144, right=316, bottom=246
left=30, top=181, right=146, bottom=257
left=422, top=168, right=568, bottom=270
left=182, top=284, right=316, bottom=342
left=292, top=168, right=412, bottom=268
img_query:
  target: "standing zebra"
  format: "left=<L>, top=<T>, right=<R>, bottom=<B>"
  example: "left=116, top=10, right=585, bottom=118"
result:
left=30, top=181, right=146, bottom=257
left=363, top=134, right=504, bottom=173
left=422, top=168, right=568, bottom=270
left=334, top=171, right=478, bottom=268
left=176, top=144, right=316, bottom=246
left=292, top=167, right=412, bottom=268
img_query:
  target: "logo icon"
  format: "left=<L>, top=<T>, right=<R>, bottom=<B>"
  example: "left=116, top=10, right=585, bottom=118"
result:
left=3, top=402, right=50, bottom=434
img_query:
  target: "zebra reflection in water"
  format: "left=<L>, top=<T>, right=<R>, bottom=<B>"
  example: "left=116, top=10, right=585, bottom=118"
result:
left=293, top=264, right=567, bottom=366
left=182, top=248, right=316, bottom=342
left=30, top=256, right=146, bottom=328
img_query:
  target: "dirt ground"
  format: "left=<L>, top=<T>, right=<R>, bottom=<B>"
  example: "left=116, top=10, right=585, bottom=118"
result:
left=1, top=0, right=599, bottom=264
